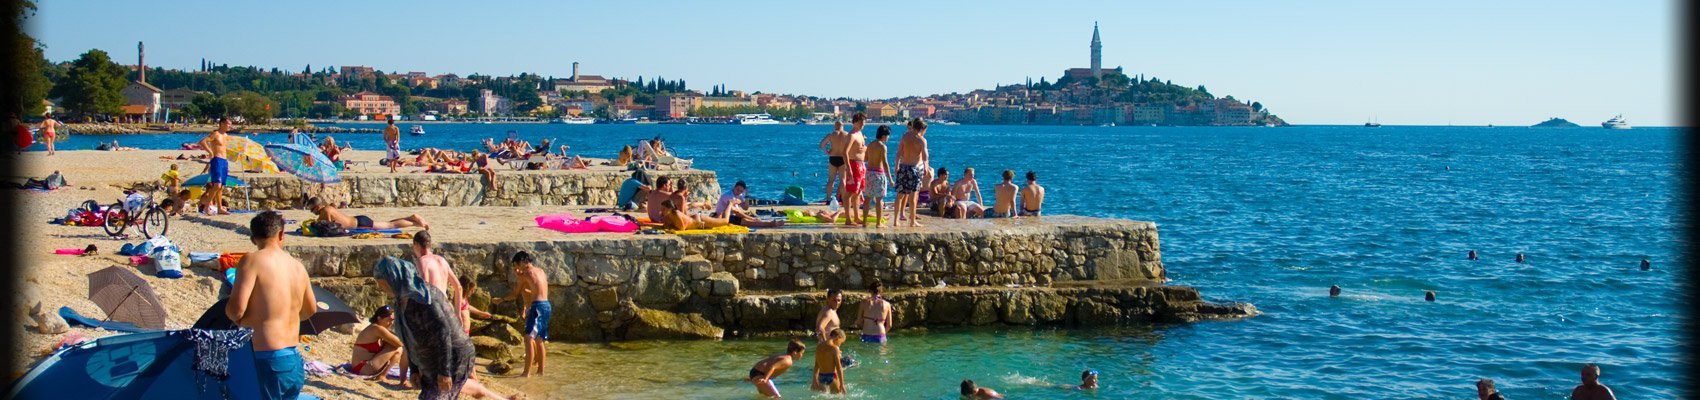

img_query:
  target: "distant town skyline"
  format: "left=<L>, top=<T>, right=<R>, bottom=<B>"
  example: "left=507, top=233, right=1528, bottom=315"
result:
left=24, top=0, right=1682, bottom=126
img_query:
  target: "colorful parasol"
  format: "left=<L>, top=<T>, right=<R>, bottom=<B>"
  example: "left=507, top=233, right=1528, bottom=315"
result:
left=263, top=143, right=341, bottom=184
left=226, top=136, right=279, bottom=173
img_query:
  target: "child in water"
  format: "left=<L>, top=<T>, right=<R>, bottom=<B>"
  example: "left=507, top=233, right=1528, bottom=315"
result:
left=1069, top=369, right=1098, bottom=390
left=960, top=379, right=1004, bottom=399
left=812, top=329, right=847, bottom=394
left=747, top=339, right=807, bottom=398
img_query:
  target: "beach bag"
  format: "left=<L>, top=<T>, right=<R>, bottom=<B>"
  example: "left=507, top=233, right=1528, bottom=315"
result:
left=308, top=220, right=348, bottom=237
left=152, top=246, right=183, bottom=278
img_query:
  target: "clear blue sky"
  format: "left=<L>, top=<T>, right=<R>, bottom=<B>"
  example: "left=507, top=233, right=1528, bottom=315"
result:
left=25, top=0, right=1683, bottom=126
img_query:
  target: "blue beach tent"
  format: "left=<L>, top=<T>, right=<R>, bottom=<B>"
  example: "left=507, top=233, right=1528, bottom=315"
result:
left=6, top=329, right=290, bottom=400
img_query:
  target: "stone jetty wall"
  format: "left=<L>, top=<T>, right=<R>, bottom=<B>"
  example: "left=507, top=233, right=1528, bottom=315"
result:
left=231, top=169, right=719, bottom=209
left=284, top=218, right=1254, bottom=343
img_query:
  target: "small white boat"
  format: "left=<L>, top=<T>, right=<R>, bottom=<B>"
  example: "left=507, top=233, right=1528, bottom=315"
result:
left=731, top=113, right=781, bottom=125
left=560, top=116, right=596, bottom=124
left=1601, top=114, right=1630, bottom=129
left=409, top=125, right=425, bottom=136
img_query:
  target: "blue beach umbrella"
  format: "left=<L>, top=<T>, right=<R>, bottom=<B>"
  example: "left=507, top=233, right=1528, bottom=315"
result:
left=263, top=143, right=341, bottom=184
left=181, top=173, right=246, bottom=188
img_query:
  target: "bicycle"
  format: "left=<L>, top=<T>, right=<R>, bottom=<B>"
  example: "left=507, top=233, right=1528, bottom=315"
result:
left=102, top=190, right=169, bottom=238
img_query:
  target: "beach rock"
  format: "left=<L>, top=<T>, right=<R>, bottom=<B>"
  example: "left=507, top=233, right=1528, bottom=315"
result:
left=624, top=308, right=724, bottom=340
left=471, top=336, right=516, bottom=364
left=29, top=302, right=68, bottom=334
left=708, top=272, right=739, bottom=297
left=590, top=287, right=620, bottom=312
left=478, top=321, right=524, bottom=345
left=487, top=360, right=513, bottom=375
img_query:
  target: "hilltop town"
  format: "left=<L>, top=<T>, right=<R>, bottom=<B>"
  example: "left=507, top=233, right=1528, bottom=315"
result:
left=26, top=24, right=1284, bottom=127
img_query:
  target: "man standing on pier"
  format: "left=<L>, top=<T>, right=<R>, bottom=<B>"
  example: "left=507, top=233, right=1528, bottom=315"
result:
left=819, top=120, right=850, bottom=204
left=893, top=118, right=930, bottom=227
left=384, top=115, right=401, bottom=173
left=198, top=117, right=232, bottom=215
left=841, top=113, right=869, bottom=226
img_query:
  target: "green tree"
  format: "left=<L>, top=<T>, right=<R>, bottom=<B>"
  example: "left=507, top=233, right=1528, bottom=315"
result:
left=182, top=93, right=224, bottom=121
left=1251, top=101, right=1263, bottom=112
left=221, top=90, right=276, bottom=122
left=50, top=49, right=128, bottom=119
left=4, top=0, right=51, bottom=116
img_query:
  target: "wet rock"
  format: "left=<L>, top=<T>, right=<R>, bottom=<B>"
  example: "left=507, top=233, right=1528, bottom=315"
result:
left=624, top=308, right=724, bottom=340
left=471, top=336, right=516, bottom=364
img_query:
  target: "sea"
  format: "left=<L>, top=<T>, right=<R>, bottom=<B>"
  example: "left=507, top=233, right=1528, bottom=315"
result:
left=39, top=123, right=1688, bottom=398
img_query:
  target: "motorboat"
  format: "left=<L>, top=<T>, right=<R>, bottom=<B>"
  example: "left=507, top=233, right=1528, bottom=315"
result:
left=560, top=116, right=596, bottom=124
left=1601, top=114, right=1630, bottom=129
left=731, top=113, right=781, bottom=125
left=409, top=125, right=425, bottom=136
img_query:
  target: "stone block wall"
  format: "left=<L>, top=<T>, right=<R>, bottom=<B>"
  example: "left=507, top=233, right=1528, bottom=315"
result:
left=229, top=169, right=719, bottom=209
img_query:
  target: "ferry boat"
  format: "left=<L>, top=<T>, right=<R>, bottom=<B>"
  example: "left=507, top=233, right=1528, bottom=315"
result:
left=1601, top=114, right=1630, bottom=130
left=731, top=113, right=781, bottom=125
left=409, top=125, right=425, bottom=136
left=559, top=116, right=596, bottom=124
left=610, top=117, right=640, bottom=124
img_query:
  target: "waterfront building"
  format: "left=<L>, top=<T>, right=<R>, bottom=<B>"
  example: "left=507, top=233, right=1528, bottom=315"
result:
left=554, top=62, right=614, bottom=94
left=1133, top=105, right=1165, bottom=125
left=121, top=41, right=162, bottom=122
left=865, top=102, right=898, bottom=119
left=1064, top=23, right=1124, bottom=80
left=655, top=93, right=703, bottom=120
left=907, top=104, right=936, bottom=118
left=341, top=91, right=402, bottom=116
left=701, top=96, right=752, bottom=108
left=435, top=99, right=469, bottom=115
left=478, top=89, right=513, bottom=115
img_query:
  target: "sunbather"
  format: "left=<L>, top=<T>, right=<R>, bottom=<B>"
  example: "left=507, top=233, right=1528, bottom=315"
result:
left=306, top=196, right=429, bottom=230
left=661, top=198, right=731, bottom=231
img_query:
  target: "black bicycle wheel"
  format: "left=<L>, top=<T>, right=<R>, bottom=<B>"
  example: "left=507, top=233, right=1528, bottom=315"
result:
left=142, top=207, right=168, bottom=239
left=101, top=203, right=127, bottom=236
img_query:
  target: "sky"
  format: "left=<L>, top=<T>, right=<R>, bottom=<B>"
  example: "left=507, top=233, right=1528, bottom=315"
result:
left=24, top=0, right=1684, bottom=126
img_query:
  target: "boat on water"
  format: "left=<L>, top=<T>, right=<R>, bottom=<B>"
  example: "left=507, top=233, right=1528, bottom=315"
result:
left=609, top=117, right=640, bottom=124
left=731, top=113, right=782, bottom=125
left=1601, top=114, right=1631, bottom=129
left=409, top=125, right=425, bottom=136
left=1099, top=122, right=1116, bottom=127
left=559, top=116, right=596, bottom=124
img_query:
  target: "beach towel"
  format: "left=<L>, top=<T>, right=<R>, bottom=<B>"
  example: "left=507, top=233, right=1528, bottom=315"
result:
left=665, top=224, right=751, bottom=235
left=188, top=252, right=219, bottom=263
left=58, top=306, right=158, bottom=333
left=782, top=209, right=884, bottom=224
left=217, top=252, right=247, bottom=273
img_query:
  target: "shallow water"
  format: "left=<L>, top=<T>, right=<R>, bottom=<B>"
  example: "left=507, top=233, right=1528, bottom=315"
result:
left=48, top=124, right=1688, bottom=398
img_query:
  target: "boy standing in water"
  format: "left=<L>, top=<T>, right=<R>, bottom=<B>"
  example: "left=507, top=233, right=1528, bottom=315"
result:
left=226, top=211, right=316, bottom=400
left=748, top=339, right=807, bottom=398
left=812, top=330, right=847, bottom=394
left=493, top=251, right=551, bottom=377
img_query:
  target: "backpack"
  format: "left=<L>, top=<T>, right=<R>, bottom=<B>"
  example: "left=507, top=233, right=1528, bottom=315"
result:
left=308, top=220, right=348, bottom=237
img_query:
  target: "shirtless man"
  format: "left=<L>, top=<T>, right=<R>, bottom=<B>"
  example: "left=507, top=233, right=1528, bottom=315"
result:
left=1570, top=363, right=1617, bottom=400
left=198, top=118, right=232, bottom=215
left=305, top=196, right=428, bottom=230
left=646, top=176, right=685, bottom=222
left=39, top=113, right=57, bottom=155
left=818, top=120, right=850, bottom=203
left=952, top=168, right=985, bottom=219
left=407, top=231, right=461, bottom=387
left=225, top=211, right=316, bottom=400
left=746, top=339, right=807, bottom=398
left=661, top=198, right=731, bottom=231
left=960, top=379, right=1005, bottom=399
left=859, top=280, right=893, bottom=343
left=384, top=116, right=401, bottom=173
left=815, top=289, right=844, bottom=343
left=841, top=113, right=869, bottom=226
left=893, top=118, right=930, bottom=227
left=1019, top=171, right=1045, bottom=217
left=929, top=168, right=954, bottom=216
left=714, top=181, right=785, bottom=228
left=863, top=126, right=894, bottom=227
left=989, top=170, right=1018, bottom=218
left=493, top=251, right=551, bottom=377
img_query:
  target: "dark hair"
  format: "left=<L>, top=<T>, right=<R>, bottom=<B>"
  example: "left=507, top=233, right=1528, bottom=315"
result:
left=826, top=288, right=842, bottom=297
left=630, top=169, right=647, bottom=181
left=851, top=112, right=866, bottom=123
left=177, top=189, right=192, bottom=196
left=1082, top=369, right=1096, bottom=380
left=370, top=305, right=393, bottom=323
left=1025, top=171, right=1037, bottom=182
left=250, top=211, right=285, bottom=241
left=734, top=181, right=746, bottom=189
left=83, top=244, right=98, bottom=254
left=1584, top=363, right=1600, bottom=373
left=1476, top=378, right=1495, bottom=390
left=1002, top=169, right=1014, bottom=181
left=936, top=167, right=949, bottom=176
left=786, top=339, right=806, bottom=355
left=459, top=275, right=476, bottom=290
left=305, top=196, right=323, bottom=210
left=512, top=251, right=533, bottom=265
left=412, top=230, right=433, bottom=250
left=159, top=198, right=177, bottom=209
left=960, top=379, right=976, bottom=395
left=868, top=280, right=883, bottom=295
left=218, top=116, right=231, bottom=124
left=875, top=125, right=891, bottom=139
left=655, top=175, right=671, bottom=188
left=387, top=116, right=396, bottom=124
left=908, top=117, right=927, bottom=131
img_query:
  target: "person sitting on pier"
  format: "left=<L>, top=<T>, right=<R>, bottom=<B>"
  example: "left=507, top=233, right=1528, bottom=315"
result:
left=715, top=181, right=785, bottom=228
left=615, top=144, right=634, bottom=166
left=929, top=168, right=955, bottom=216
left=616, top=170, right=651, bottom=211
left=948, top=168, right=985, bottom=219
left=988, top=170, right=1019, bottom=218
left=306, top=196, right=430, bottom=231
left=1018, top=171, right=1045, bottom=217
left=747, top=339, right=807, bottom=398
left=320, top=137, right=343, bottom=169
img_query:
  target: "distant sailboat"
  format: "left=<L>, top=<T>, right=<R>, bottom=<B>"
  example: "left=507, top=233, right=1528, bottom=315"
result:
left=1364, top=117, right=1381, bottom=128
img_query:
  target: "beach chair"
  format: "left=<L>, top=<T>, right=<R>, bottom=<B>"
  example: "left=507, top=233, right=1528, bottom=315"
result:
left=780, top=186, right=809, bottom=205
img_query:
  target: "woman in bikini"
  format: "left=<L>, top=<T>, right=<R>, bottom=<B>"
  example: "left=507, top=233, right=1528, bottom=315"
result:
left=859, top=280, right=893, bottom=343
left=349, top=306, right=406, bottom=384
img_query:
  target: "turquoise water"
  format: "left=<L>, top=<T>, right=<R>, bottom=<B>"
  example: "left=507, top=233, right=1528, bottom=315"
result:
left=46, top=124, right=1687, bottom=398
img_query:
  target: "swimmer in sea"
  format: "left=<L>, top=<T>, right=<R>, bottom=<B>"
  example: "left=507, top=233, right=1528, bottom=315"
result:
left=960, top=379, right=1004, bottom=399
left=1329, top=285, right=1342, bottom=297
left=1059, top=369, right=1098, bottom=390
left=1641, top=258, right=1650, bottom=271
left=1468, top=250, right=1478, bottom=260
left=1515, top=253, right=1525, bottom=263
left=1424, top=290, right=1436, bottom=302
left=747, top=339, right=806, bottom=398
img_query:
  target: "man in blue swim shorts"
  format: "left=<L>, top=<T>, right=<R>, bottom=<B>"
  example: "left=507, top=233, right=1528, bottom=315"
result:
left=494, top=251, right=551, bottom=377
left=226, top=212, right=315, bottom=399
left=199, top=117, right=233, bottom=215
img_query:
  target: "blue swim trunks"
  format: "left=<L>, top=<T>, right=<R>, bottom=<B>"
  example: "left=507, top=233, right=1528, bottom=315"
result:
left=209, top=157, right=230, bottom=186
left=525, top=300, right=552, bottom=340
left=817, top=372, right=836, bottom=385
left=253, top=347, right=304, bottom=400
left=860, top=334, right=885, bottom=343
